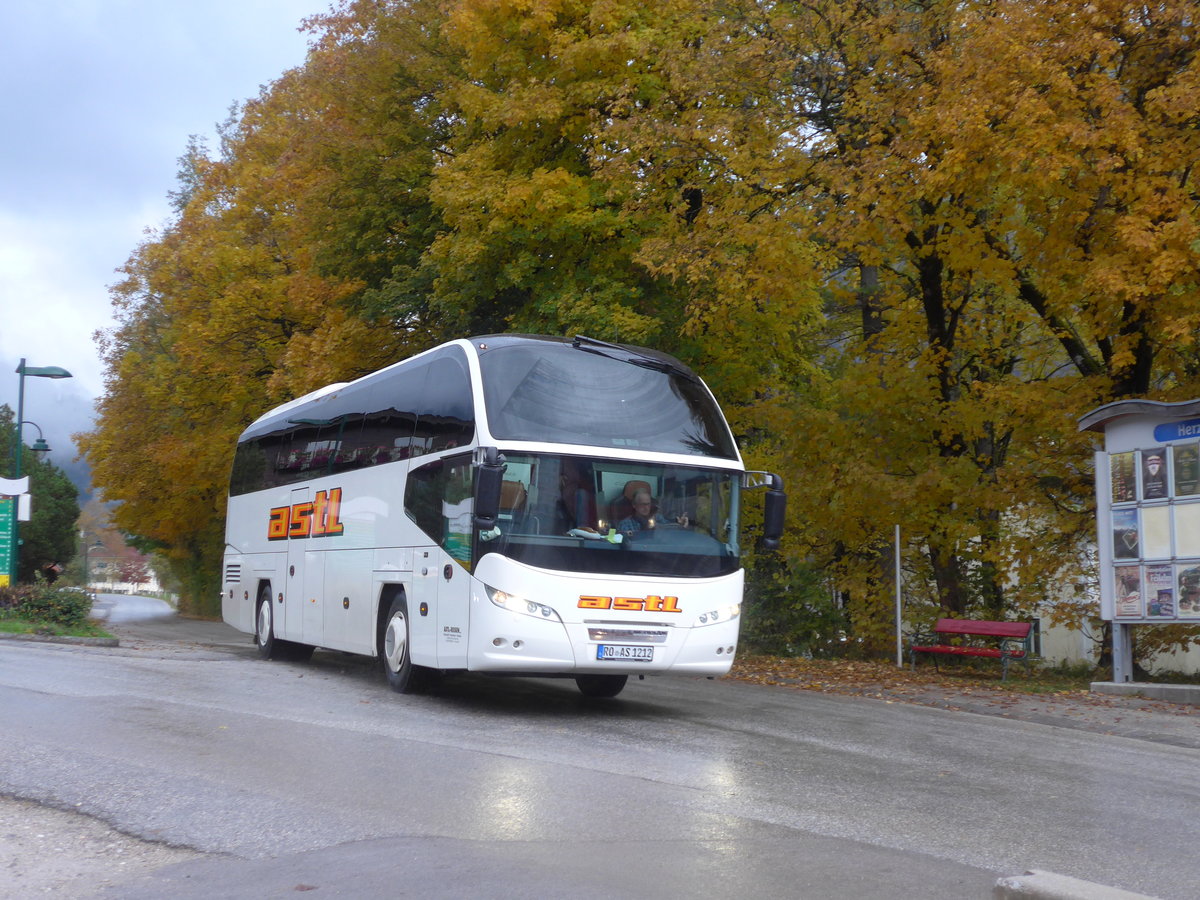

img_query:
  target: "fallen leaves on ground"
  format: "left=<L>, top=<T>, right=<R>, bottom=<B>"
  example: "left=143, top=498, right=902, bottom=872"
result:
left=726, top=655, right=1196, bottom=720
left=729, top=654, right=1065, bottom=697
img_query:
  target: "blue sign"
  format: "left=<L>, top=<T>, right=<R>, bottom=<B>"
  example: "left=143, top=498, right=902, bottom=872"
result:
left=1153, top=419, right=1200, bottom=443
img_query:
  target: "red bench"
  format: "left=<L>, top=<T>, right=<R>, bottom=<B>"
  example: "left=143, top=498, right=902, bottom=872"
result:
left=909, top=618, right=1034, bottom=681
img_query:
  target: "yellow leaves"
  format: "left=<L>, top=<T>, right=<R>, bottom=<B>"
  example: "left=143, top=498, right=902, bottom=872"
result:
left=77, top=0, right=1200, bottom=622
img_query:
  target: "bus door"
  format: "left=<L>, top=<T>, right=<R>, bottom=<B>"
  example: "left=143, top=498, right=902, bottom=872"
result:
left=436, top=461, right=473, bottom=668
left=285, top=487, right=325, bottom=646
left=405, top=454, right=474, bottom=668
left=301, top=547, right=325, bottom=646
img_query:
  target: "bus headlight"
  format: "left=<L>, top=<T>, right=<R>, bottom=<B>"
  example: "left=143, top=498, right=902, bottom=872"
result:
left=485, top=586, right=562, bottom=622
left=694, top=603, right=741, bottom=627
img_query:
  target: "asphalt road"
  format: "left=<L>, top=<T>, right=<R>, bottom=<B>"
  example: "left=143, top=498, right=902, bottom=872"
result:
left=1, top=597, right=1195, bottom=898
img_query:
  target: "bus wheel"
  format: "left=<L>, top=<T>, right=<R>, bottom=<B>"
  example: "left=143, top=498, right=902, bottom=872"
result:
left=574, top=674, right=628, bottom=699
left=381, top=596, right=417, bottom=693
left=255, top=587, right=278, bottom=660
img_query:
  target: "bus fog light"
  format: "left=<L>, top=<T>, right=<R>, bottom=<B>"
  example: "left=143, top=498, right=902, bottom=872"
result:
left=513, top=640, right=523, bottom=649
left=493, top=637, right=506, bottom=647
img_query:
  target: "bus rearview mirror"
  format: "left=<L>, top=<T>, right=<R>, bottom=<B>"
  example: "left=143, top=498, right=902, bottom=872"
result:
left=473, top=447, right=506, bottom=530
left=759, top=485, right=786, bottom=552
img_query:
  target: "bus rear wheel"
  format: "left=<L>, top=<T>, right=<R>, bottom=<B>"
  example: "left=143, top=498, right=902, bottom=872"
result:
left=575, top=674, right=628, bottom=698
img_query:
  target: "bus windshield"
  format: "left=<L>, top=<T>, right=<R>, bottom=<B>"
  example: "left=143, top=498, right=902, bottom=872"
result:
left=484, top=452, right=741, bottom=578
left=478, top=338, right=738, bottom=459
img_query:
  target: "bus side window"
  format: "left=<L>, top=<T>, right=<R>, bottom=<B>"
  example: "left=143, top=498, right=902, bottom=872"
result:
left=413, top=352, right=475, bottom=455
left=362, top=359, right=428, bottom=461
left=405, top=455, right=474, bottom=567
left=405, top=460, right=444, bottom=542
left=229, top=439, right=268, bottom=495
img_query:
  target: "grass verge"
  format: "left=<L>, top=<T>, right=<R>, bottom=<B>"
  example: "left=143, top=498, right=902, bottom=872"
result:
left=0, top=616, right=116, bottom=640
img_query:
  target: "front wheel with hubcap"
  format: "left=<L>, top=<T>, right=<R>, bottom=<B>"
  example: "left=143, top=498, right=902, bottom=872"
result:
left=575, top=674, right=628, bottom=698
left=255, top=587, right=278, bottom=660
left=380, top=595, right=420, bottom=693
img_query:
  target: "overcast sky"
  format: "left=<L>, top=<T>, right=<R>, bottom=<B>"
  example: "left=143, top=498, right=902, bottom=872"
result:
left=0, top=1, right=326, bottom=481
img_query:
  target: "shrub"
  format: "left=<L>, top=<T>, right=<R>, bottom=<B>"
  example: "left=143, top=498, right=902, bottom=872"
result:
left=0, top=584, right=22, bottom=613
left=16, top=585, right=94, bottom=628
left=742, top=556, right=851, bottom=657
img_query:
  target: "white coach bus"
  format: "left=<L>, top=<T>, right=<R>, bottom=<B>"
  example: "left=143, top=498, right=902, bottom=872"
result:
left=222, top=335, right=784, bottom=698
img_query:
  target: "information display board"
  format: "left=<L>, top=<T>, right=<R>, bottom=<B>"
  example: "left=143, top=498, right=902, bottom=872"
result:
left=1081, top=400, right=1200, bottom=624
left=1100, top=441, right=1200, bottom=622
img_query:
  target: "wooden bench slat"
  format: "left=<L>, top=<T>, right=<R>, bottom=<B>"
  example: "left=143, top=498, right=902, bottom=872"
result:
left=910, top=645, right=1026, bottom=659
left=933, top=618, right=1030, bottom=639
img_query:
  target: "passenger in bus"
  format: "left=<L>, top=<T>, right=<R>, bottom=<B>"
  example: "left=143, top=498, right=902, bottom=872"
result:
left=557, top=459, right=597, bottom=531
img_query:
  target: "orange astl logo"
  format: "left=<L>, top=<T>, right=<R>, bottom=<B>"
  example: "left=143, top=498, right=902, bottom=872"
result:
left=578, top=595, right=683, bottom=613
left=268, top=488, right=345, bottom=541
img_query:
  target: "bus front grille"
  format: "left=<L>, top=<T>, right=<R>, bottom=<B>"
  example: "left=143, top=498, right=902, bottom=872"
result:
left=587, top=628, right=669, bottom=643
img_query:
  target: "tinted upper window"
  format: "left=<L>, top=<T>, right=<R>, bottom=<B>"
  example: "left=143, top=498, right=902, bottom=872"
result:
left=478, top=339, right=737, bottom=459
left=230, top=346, right=475, bottom=496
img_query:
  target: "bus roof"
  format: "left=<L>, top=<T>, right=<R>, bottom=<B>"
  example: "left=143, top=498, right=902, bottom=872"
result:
left=238, top=335, right=736, bottom=460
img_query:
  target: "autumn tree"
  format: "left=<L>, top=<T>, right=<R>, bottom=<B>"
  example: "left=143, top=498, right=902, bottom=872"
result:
left=79, top=0, right=1200, bottom=652
left=409, top=0, right=684, bottom=346
left=583, top=0, right=1200, bottom=646
left=80, top=1, right=453, bottom=613
left=79, top=72, right=402, bottom=612
left=937, top=0, right=1200, bottom=396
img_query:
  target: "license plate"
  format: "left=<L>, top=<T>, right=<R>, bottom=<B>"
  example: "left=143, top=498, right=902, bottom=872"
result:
left=596, top=644, right=654, bottom=662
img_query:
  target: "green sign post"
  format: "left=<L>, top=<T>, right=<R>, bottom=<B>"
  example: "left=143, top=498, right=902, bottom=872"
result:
left=0, top=495, right=14, bottom=587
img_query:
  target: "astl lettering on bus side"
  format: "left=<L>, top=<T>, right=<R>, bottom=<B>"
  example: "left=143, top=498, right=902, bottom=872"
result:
left=578, top=595, right=683, bottom=613
left=268, top=488, right=345, bottom=541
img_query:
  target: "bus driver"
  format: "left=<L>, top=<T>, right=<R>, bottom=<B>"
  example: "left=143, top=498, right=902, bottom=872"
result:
left=618, top=488, right=689, bottom=535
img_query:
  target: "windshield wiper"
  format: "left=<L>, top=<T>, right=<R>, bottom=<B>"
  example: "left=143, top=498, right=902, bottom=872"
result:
left=571, top=335, right=700, bottom=382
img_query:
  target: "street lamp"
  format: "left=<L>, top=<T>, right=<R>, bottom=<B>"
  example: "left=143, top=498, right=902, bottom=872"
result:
left=19, top=421, right=52, bottom=458
left=8, top=359, right=72, bottom=584
left=80, top=532, right=104, bottom=592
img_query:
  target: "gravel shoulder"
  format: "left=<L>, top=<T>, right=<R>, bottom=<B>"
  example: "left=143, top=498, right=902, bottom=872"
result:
left=0, top=795, right=202, bottom=897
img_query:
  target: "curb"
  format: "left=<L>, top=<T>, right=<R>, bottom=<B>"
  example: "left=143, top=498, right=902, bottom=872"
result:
left=995, top=870, right=1160, bottom=899
left=0, top=631, right=120, bottom=648
left=1091, top=680, right=1200, bottom=706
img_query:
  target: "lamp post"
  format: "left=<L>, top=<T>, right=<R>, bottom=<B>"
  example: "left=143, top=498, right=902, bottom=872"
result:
left=8, top=359, right=72, bottom=584
left=80, top=532, right=104, bottom=592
